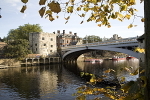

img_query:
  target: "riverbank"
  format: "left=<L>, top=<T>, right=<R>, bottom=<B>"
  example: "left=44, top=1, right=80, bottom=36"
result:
left=0, top=59, right=21, bottom=67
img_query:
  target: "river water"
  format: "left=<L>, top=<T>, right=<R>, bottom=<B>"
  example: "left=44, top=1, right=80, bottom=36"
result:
left=0, top=59, right=139, bottom=100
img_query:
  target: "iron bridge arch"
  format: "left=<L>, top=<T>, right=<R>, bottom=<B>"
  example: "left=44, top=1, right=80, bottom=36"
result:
left=62, top=42, right=138, bottom=62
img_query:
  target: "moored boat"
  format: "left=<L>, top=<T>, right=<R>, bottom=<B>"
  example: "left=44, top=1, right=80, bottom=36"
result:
left=84, top=59, right=103, bottom=63
left=112, top=56, right=126, bottom=61
left=126, top=56, right=136, bottom=60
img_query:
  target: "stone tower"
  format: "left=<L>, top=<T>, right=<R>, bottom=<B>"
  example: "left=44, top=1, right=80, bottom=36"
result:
left=29, top=32, right=57, bottom=57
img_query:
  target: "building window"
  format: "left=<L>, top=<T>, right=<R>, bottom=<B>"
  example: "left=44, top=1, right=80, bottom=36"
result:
left=36, top=48, right=37, bottom=51
left=51, top=45, right=53, bottom=47
left=42, top=37, right=44, bottom=40
left=44, top=44, right=46, bottom=46
left=51, top=38, right=53, bottom=41
left=67, top=40, right=68, bottom=43
left=50, top=50, right=53, bottom=52
left=35, top=43, right=37, bottom=46
left=60, top=39, right=63, bottom=43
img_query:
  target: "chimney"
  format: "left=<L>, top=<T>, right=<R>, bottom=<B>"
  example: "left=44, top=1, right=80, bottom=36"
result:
left=74, top=33, right=77, bottom=36
left=63, top=30, right=65, bottom=35
left=69, top=31, right=72, bottom=34
left=57, top=30, right=60, bottom=34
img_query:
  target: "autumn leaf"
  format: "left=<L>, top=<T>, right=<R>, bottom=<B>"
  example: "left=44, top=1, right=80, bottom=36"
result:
left=130, top=68, right=139, bottom=76
left=129, top=8, right=134, bottom=15
left=128, top=24, right=133, bottom=29
left=21, top=0, right=28, bottom=3
left=67, top=6, right=73, bottom=13
left=48, top=1, right=61, bottom=13
left=118, top=13, right=124, bottom=18
left=104, top=69, right=111, bottom=73
left=141, top=18, right=145, bottom=22
left=129, top=0, right=136, bottom=5
left=103, top=69, right=115, bottom=73
left=39, top=7, right=46, bottom=18
left=97, top=78, right=103, bottom=82
left=39, top=0, right=46, bottom=5
left=80, top=21, right=84, bottom=24
left=83, top=7, right=89, bottom=12
left=125, top=14, right=131, bottom=20
left=20, top=5, right=27, bottom=13
left=134, top=47, right=145, bottom=53
left=65, top=16, right=70, bottom=20
left=120, top=77, right=126, bottom=82
left=81, top=13, right=85, bottom=17
left=97, top=88, right=106, bottom=92
left=90, top=77, right=96, bottom=83
left=45, top=10, right=52, bottom=15
left=76, top=7, right=81, bottom=11
left=97, top=24, right=101, bottom=27
left=120, top=4, right=127, bottom=11
left=49, top=16, right=55, bottom=21
left=65, top=21, right=68, bottom=24
left=140, top=69, right=145, bottom=74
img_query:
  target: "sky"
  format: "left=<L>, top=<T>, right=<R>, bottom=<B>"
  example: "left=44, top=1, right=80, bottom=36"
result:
left=0, top=0, right=144, bottom=39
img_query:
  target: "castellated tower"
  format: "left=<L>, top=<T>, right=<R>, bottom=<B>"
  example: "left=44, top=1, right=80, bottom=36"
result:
left=29, top=32, right=57, bottom=57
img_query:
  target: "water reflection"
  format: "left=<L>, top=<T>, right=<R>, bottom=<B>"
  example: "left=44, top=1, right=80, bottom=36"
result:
left=0, top=59, right=139, bottom=100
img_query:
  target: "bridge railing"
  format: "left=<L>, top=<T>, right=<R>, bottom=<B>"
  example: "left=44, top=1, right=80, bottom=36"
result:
left=61, top=37, right=138, bottom=50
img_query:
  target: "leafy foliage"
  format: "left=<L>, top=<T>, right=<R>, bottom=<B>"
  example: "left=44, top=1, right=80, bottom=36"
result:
left=74, top=68, right=145, bottom=100
left=21, top=0, right=143, bottom=28
left=3, top=39, right=31, bottom=60
left=82, top=35, right=102, bottom=44
left=134, top=47, right=145, bottom=53
left=7, top=24, right=43, bottom=41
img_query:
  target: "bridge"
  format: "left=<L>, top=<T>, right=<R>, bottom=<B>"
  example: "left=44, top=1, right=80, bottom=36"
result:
left=61, top=37, right=139, bottom=62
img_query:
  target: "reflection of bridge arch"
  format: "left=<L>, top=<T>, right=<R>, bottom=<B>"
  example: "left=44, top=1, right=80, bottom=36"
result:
left=62, top=37, right=139, bottom=62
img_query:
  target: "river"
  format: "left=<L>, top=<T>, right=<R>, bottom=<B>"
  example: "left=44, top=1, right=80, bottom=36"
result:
left=0, top=59, right=139, bottom=100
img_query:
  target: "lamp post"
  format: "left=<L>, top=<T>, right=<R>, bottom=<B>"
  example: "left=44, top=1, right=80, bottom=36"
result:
left=86, top=35, right=88, bottom=44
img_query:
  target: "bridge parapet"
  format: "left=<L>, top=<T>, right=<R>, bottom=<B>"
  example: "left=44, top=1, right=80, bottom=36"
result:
left=62, top=37, right=138, bottom=50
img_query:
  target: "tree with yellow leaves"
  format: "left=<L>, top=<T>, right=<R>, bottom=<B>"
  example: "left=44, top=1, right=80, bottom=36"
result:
left=20, top=0, right=150, bottom=100
left=20, top=0, right=143, bottom=28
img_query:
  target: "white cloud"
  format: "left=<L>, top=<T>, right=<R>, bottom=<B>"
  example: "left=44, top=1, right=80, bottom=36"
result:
left=5, top=0, right=20, bottom=3
left=22, top=13, right=27, bottom=19
left=5, top=0, right=21, bottom=8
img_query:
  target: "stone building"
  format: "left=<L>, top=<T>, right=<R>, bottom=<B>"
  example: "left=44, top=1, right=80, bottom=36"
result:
left=56, top=30, right=82, bottom=48
left=29, top=32, right=57, bottom=57
left=102, top=34, right=122, bottom=41
left=111, top=34, right=122, bottom=40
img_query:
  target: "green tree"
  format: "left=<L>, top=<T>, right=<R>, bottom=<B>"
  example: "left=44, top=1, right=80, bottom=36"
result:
left=2, top=36, right=7, bottom=42
left=3, top=39, right=31, bottom=60
left=20, top=0, right=150, bottom=99
left=7, top=24, right=43, bottom=40
left=83, top=35, right=102, bottom=44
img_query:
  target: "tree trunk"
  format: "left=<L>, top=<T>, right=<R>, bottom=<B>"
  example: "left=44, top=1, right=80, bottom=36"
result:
left=144, top=0, right=150, bottom=99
